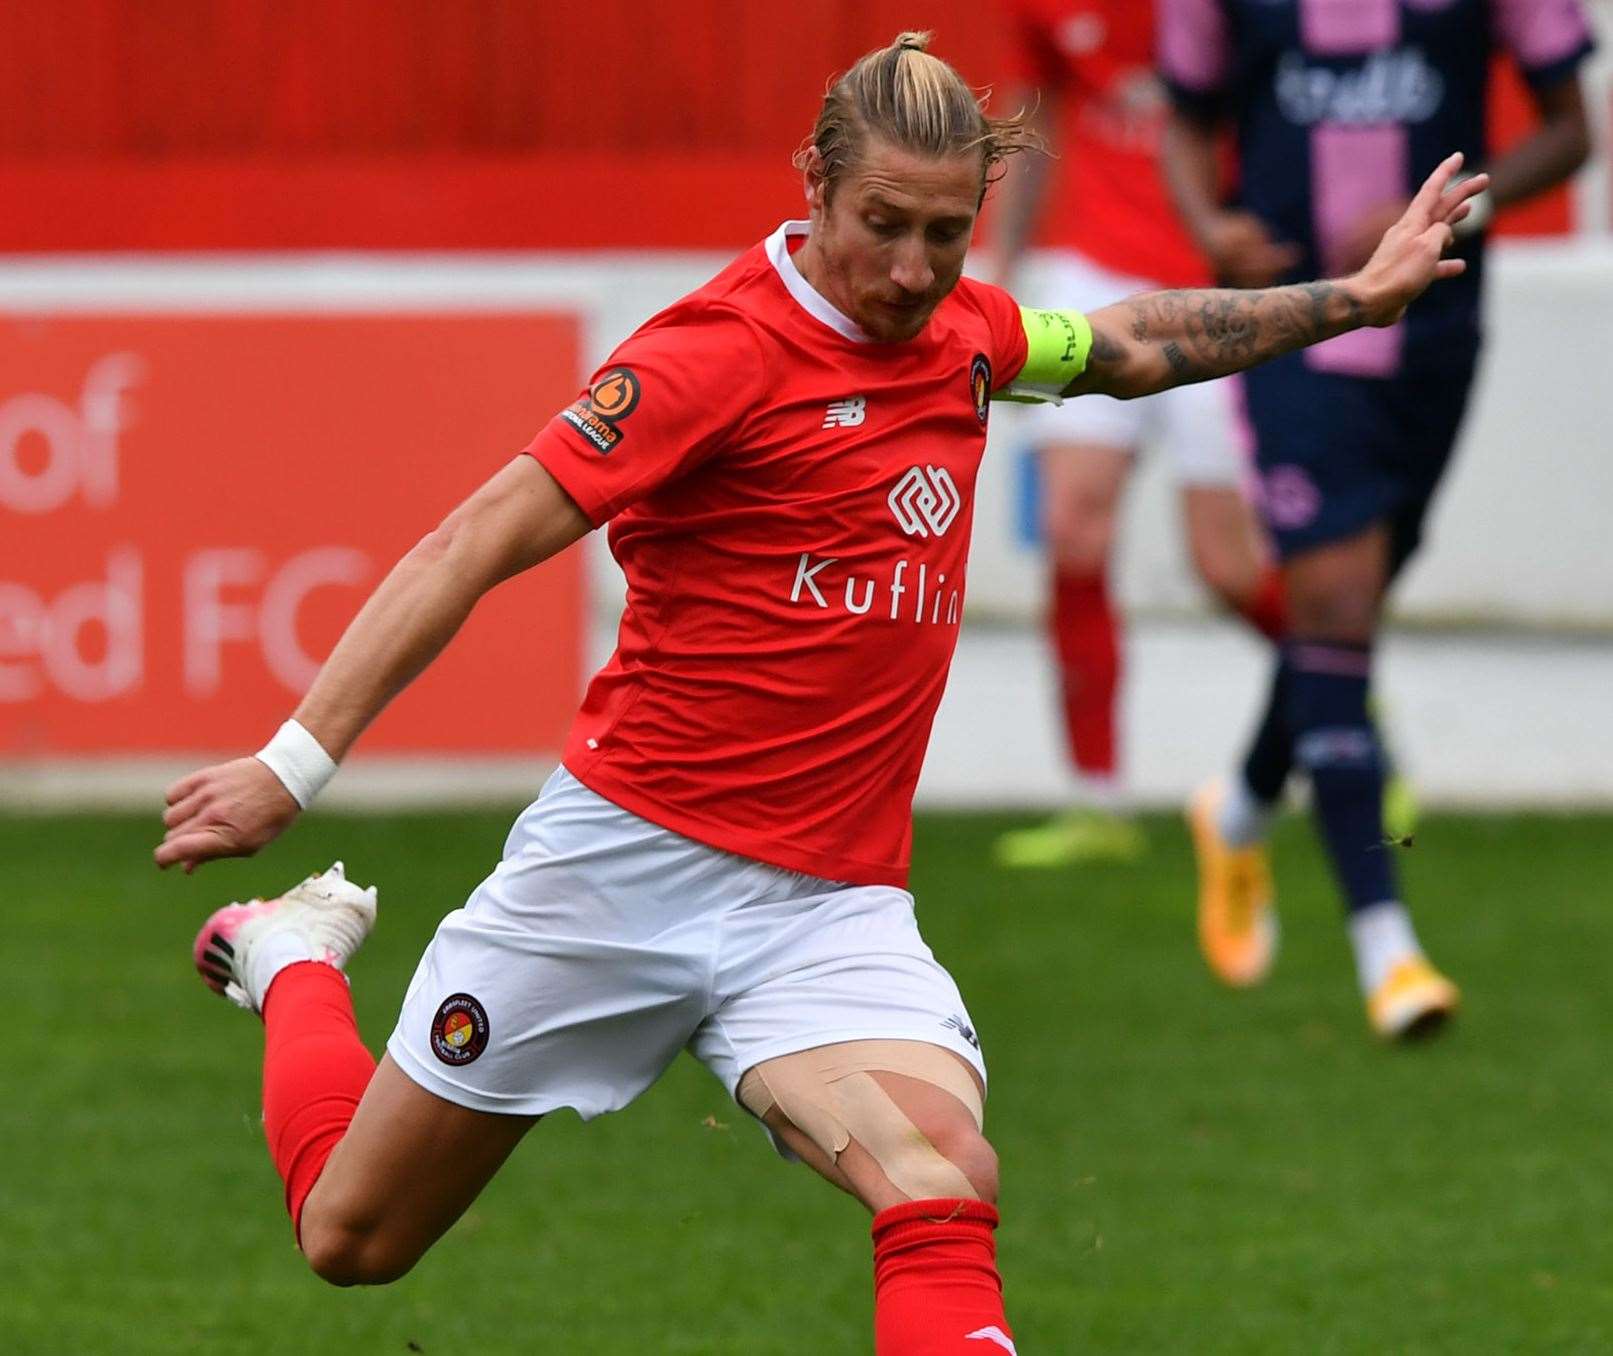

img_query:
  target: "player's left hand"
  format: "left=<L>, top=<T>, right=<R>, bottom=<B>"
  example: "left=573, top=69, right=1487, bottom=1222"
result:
left=1336, top=198, right=1412, bottom=276
left=1352, top=153, right=1489, bottom=327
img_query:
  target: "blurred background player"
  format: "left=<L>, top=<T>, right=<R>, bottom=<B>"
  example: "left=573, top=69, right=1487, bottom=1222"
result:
left=1161, top=0, right=1594, bottom=1035
left=989, top=0, right=1290, bottom=868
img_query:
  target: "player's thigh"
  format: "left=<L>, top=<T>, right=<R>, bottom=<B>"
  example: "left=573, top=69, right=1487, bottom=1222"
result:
left=743, top=1043, right=995, bottom=1214
left=299, top=1054, right=537, bottom=1284
left=1180, top=482, right=1267, bottom=603
left=1039, top=440, right=1132, bottom=572
left=1282, top=522, right=1391, bottom=641
left=386, top=768, right=714, bottom=1124
left=695, top=880, right=993, bottom=1210
left=1237, top=361, right=1395, bottom=638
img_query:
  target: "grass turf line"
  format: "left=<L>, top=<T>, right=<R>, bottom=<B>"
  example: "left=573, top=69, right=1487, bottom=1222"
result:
left=3, top=811, right=1611, bottom=1353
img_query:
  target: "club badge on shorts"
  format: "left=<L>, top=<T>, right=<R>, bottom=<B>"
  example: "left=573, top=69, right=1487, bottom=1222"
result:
left=430, top=993, right=491, bottom=1066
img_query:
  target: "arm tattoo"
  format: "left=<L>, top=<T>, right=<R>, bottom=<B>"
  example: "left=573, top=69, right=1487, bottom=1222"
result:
left=1093, top=280, right=1368, bottom=396
left=1090, top=327, right=1127, bottom=367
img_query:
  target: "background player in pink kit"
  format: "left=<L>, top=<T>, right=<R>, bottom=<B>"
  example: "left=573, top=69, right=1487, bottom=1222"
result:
left=990, top=0, right=1290, bottom=868
left=155, top=31, right=1488, bottom=1352
left=1160, top=0, right=1594, bottom=1036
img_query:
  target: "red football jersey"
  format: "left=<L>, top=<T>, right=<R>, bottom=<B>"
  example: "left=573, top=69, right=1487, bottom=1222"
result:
left=1006, top=0, right=1207, bottom=286
left=526, top=222, right=1030, bottom=886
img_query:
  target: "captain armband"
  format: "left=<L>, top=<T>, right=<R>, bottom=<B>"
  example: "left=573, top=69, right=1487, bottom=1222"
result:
left=996, top=307, right=1095, bottom=407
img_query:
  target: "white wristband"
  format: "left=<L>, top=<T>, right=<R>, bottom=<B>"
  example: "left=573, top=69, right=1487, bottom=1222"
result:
left=254, top=719, right=338, bottom=809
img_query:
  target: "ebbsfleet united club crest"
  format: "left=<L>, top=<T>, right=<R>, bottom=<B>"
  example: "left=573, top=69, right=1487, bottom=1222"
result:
left=969, top=353, right=991, bottom=425
left=430, top=992, right=491, bottom=1065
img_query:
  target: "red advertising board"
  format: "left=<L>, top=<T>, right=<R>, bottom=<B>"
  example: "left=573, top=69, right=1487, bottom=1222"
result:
left=0, top=311, right=585, bottom=755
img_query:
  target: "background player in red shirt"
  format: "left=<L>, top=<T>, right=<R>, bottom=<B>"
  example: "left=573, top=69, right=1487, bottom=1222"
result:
left=990, top=0, right=1291, bottom=868
left=154, top=32, right=1484, bottom=1351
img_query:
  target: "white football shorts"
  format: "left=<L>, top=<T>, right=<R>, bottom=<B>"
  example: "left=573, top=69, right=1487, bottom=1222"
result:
left=387, top=767, right=987, bottom=1131
left=1022, top=248, right=1248, bottom=486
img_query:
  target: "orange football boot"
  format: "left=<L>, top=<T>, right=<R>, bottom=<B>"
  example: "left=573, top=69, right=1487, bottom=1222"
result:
left=1187, top=780, right=1277, bottom=987
left=1367, top=957, right=1460, bottom=1039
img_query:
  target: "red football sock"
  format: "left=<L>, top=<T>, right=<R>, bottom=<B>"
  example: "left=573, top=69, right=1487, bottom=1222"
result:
left=1050, top=566, right=1120, bottom=779
left=1234, top=562, right=1289, bottom=642
left=872, top=1198, right=1014, bottom=1354
left=261, top=961, right=376, bottom=1241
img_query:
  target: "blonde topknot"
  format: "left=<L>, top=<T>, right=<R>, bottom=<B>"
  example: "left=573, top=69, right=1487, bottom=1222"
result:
left=797, top=31, right=1039, bottom=198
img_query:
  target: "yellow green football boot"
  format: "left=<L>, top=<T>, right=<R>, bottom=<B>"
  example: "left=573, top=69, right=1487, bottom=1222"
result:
left=993, top=808, right=1148, bottom=868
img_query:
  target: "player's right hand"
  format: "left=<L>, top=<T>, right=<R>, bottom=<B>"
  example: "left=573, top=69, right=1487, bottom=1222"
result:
left=154, top=757, right=300, bottom=872
left=1199, top=211, right=1303, bottom=289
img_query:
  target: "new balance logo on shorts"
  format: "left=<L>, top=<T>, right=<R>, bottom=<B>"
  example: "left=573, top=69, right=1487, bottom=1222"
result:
left=889, top=465, right=961, bottom=538
left=823, top=395, right=867, bottom=429
left=943, top=1013, right=980, bottom=1049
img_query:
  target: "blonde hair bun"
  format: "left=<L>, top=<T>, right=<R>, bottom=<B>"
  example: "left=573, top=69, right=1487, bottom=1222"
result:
left=797, top=31, right=1038, bottom=197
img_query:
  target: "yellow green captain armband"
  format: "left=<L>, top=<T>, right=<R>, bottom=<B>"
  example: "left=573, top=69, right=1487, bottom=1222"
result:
left=997, top=307, right=1095, bottom=405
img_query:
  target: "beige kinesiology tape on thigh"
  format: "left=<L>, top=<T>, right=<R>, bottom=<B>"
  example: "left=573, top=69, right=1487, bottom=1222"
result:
left=738, top=1040, right=985, bottom=1200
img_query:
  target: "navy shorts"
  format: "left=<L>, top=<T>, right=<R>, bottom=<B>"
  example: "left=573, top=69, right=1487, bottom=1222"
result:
left=1241, top=347, right=1479, bottom=571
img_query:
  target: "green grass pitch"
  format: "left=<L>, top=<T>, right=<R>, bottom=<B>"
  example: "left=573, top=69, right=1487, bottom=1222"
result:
left=4, top=809, right=1612, bottom=1353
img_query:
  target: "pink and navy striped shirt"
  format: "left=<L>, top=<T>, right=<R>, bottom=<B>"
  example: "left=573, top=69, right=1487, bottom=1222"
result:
left=1159, top=0, right=1594, bottom=376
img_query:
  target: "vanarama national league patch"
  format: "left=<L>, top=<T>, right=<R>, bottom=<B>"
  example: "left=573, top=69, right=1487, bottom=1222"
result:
left=430, top=993, right=491, bottom=1065
left=560, top=365, right=641, bottom=454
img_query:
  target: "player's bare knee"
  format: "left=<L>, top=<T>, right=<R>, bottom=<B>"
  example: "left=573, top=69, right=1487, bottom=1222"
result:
left=1047, top=502, right=1115, bottom=574
left=920, top=1122, right=999, bottom=1204
left=1290, top=587, right=1378, bottom=642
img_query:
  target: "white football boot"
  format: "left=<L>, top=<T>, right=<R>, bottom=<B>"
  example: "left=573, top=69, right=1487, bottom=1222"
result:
left=192, top=862, right=377, bottom=1012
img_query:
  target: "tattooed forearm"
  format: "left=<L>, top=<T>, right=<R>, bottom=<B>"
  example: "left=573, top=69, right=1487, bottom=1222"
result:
left=1162, top=341, right=1193, bottom=381
left=1081, top=279, right=1370, bottom=398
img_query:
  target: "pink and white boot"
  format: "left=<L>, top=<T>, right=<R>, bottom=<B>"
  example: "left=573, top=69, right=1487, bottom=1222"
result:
left=192, top=862, right=377, bottom=1013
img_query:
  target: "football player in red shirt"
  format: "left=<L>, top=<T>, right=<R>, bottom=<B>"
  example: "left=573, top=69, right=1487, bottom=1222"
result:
left=155, top=31, right=1483, bottom=1352
left=990, top=0, right=1292, bottom=868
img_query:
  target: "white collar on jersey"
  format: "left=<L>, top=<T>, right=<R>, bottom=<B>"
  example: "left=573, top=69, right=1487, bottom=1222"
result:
left=765, top=220, right=874, bottom=344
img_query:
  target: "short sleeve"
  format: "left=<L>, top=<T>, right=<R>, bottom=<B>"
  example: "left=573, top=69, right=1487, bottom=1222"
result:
left=1158, top=0, right=1234, bottom=119
left=1492, top=0, right=1596, bottom=89
left=963, top=279, right=1031, bottom=391
left=523, top=308, right=765, bottom=526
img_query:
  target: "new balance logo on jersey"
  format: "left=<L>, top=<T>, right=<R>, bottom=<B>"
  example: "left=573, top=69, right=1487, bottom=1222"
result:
left=823, top=396, right=867, bottom=429
left=889, top=465, right=961, bottom=539
left=966, top=1328, right=1017, bottom=1353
